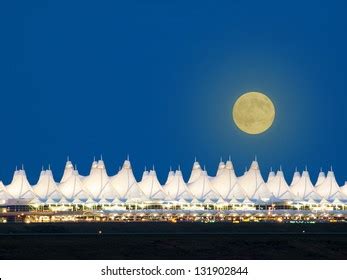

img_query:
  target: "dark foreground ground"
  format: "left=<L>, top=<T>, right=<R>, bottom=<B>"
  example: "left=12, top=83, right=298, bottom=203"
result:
left=0, top=222, right=346, bottom=259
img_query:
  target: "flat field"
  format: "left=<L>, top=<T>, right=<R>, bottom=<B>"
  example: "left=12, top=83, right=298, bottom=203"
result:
left=0, top=222, right=346, bottom=259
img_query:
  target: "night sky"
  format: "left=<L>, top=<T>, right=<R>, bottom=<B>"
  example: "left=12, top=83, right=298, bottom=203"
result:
left=0, top=1, right=347, bottom=185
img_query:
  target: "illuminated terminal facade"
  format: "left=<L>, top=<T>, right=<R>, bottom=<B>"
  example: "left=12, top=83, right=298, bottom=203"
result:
left=0, top=157, right=347, bottom=223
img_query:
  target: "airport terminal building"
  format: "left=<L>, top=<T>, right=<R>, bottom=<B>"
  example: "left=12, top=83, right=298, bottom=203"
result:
left=0, top=158, right=347, bottom=223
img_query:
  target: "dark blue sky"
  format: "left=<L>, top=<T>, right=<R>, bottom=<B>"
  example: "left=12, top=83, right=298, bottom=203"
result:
left=0, top=0, right=347, bottom=184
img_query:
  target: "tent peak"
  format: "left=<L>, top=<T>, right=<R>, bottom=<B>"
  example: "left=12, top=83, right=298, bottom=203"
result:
left=193, top=160, right=201, bottom=169
left=225, top=160, right=233, bottom=170
left=123, top=159, right=131, bottom=169
left=175, top=169, right=183, bottom=175
left=250, top=160, right=259, bottom=170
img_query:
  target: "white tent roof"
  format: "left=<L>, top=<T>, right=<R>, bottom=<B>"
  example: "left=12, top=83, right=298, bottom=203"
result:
left=315, top=170, right=326, bottom=186
left=75, top=189, right=89, bottom=202
left=82, top=160, right=109, bottom=200
left=188, top=170, right=220, bottom=202
left=229, top=196, right=240, bottom=204
left=290, top=170, right=321, bottom=200
left=216, top=160, right=226, bottom=176
left=320, top=198, right=330, bottom=204
left=33, top=170, right=60, bottom=201
left=109, top=160, right=146, bottom=202
left=332, top=197, right=344, bottom=205
left=109, top=197, right=122, bottom=204
left=306, top=198, right=317, bottom=205
left=237, top=161, right=272, bottom=201
left=164, top=170, right=174, bottom=185
left=45, top=197, right=59, bottom=204
left=99, top=182, right=118, bottom=202
left=71, top=197, right=83, bottom=204
left=267, top=169, right=276, bottom=183
left=216, top=197, right=227, bottom=204
left=331, top=191, right=347, bottom=202
left=138, top=170, right=168, bottom=200
left=6, top=169, right=35, bottom=200
left=190, top=197, right=201, bottom=204
left=210, top=160, right=246, bottom=200
left=59, top=169, right=86, bottom=201
left=0, top=181, right=12, bottom=201
left=242, top=197, right=254, bottom=204
left=225, top=160, right=234, bottom=170
left=46, top=190, right=62, bottom=203
left=290, top=170, right=301, bottom=186
left=29, top=196, right=43, bottom=204
left=163, top=170, right=194, bottom=202
left=204, top=198, right=214, bottom=204
left=98, top=164, right=119, bottom=202
left=3, top=159, right=347, bottom=206
left=60, top=160, right=75, bottom=183
left=316, top=171, right=341, bottom=200
left=142, top=170, right=149, bottom=181
left=243, top=167, right=248, bottom=176
left=84, top=197, right=97, bottom=204
left=0, top=181, right=6, bottom=191
left=340, top=182, right=347, bottom=196
left=188, top=160, right=202, bottom=183
left=266, top=170, right=294, bottom=200
left=98, top=198, right=110, bottom=204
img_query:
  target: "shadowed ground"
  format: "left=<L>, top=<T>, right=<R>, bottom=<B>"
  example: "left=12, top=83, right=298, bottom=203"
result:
left=0, top=222, right=346, bottom=259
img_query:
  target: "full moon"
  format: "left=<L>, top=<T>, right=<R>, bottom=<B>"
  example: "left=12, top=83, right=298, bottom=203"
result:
left=232, top=92, right=275, bottom=134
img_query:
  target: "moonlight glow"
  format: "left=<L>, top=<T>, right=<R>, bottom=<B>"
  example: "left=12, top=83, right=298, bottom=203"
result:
left=232, top=92, right=275, bottom=135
